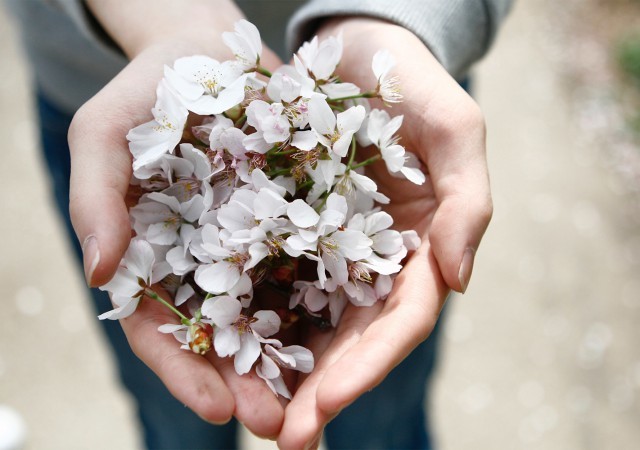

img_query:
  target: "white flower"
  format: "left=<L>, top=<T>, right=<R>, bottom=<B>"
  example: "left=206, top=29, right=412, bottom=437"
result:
left=221, top=190, right=290, bottom=250
left=257, top=344, right=314, bottom=398
left=148, top=144, right=222, bottom=202
left=164, top=55, right=247, bottom=115
left=130, top=191, right=209, bottom=246
left=308, top=96, right=365, bottom=157
left=256, top=352, right=290, bottom=398
left=372, top=50, right=402, bottom=104
left=367, top=109, right=425, bottom=184
left=245, top=99, right=318, bottom=152
left=158, top=318, right=214, bottom=354
left=165, top=225, right=198, bottom=277
left=334, top=169, right=390, bottom=205
left=304, top=155, right=344, bottom=203
left=192, top=224, right=243, bottom=294
left=347, top=211, right=409, bottom=275
left=267, top=65, right=316, bottom=104
left=295, top=35, right=342, bottom=81
left=245, top=100, right=290, bottom=149
left=289, top=280, right=347, bottom=327
left=99, top=240, right=157, bottom=320
left=321, top=81, right=360, bottom=100
left=128, top=80, right=188, bottom=173
left=285, top=193, right=373, bottom=287
left=223, top=19, right=262, bottom=71
left=202, top=296, right=281, bottom=375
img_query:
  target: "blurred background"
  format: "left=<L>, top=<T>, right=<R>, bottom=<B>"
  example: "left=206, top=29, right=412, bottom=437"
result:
left=1, top=0, right=640, bottom=449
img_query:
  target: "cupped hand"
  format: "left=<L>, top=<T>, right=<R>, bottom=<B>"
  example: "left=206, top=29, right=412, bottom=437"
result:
left=67, top=18, right=288, bottom=436
left=277, top=18, right=493, bottom=449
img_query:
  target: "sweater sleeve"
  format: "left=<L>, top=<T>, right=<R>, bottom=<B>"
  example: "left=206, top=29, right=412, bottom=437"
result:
left=42, top=0, right=123, bottom=56
left=286, top=0, right=514, bottom=79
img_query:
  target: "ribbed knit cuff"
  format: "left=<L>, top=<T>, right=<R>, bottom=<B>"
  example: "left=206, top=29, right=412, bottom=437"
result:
left=287, top=0, right=509, bottom=79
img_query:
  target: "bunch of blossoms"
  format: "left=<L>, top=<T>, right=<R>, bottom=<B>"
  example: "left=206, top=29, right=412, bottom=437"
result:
left=99, top=20, right=425, bottom=398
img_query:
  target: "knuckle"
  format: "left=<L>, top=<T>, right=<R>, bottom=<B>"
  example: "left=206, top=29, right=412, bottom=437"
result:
left=67, top=102, right=94, bottom=148
left=476, top=194, right=494, bottom=227
left=423, top=95, right=486, bottom=145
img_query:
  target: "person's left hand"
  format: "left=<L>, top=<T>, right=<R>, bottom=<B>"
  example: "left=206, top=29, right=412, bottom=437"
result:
left=277, top=18, right=493, bottom=449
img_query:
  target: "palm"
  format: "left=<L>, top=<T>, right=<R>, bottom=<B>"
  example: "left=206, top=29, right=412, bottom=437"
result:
left=70, top=41, right=290, bottom=437
left=277, top=19, right=492, bottom=449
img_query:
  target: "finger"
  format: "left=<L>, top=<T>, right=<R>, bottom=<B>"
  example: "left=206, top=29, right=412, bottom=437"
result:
left=314, top=242, right=448, bottom=416
left=68, top=55, right=163, bottom=287
left=120, top=293, right=235, bottom=424
left=68, top=120, right=132, bottom=287
left=422, top=98, right=492, bottom=292
left=277, top=306, right=378, bottom=450
left=207, top=352, right=285, bottom=439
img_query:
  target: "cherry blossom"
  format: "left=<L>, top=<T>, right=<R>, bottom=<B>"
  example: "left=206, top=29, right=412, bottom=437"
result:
left=295, top=35, right=343, bottom=82
left=99, top=239, right=157, bottom=320
left=202, top=296, right=281, bottom=375
left=164, top=55, right=248, bottom=115
left=127, top=80, right=188, bottom=173
left=372, top=49, right=403, bottom=104
left=223, top=19, right=262, bottom=71
left=308, top=96, right=365, bottom=157
left=102, top=19, right=426, bottom=397
left=367, top=109, right=426, bottom=184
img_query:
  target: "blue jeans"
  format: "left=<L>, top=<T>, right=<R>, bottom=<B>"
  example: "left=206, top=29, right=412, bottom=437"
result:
left=37, top=92, right=444, bottom=450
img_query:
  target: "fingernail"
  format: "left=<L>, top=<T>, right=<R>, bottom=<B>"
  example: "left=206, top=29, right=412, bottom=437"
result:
left=82, top=235, right=100, bottom=286
left=458, top=247, right=475, bottom=294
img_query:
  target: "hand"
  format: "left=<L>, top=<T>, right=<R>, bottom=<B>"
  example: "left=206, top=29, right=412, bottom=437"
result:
left=68, top=0, right=287, bottom=438
left=277, top=18, right=493, bottom=449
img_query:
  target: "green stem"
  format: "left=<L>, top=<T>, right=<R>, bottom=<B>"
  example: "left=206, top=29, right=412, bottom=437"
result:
left=298, top=179, right=314, bottom=190
left=266, top=167, right=291, bottom=177
left=327, top=91, right=375, bottom=103
left=314, top=192, right=330, bottom=212
left=350, top=154, right=382, bottom=170
left=235, top=114, right=247, bottom=128
left=270, top=148, right=297, bottom=157
left=347, top=136, right=357, bottom=168
left=145, top=288, right=190, bottom=324
left=256, top=66, right=272, bottom=77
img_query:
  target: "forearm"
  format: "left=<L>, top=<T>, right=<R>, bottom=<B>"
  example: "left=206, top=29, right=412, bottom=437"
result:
left=86, top=0, right=245, bottom=58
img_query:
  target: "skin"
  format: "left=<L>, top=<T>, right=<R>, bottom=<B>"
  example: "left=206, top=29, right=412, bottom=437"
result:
left=71, top=0, right=287, bottom=439
left=277, top=18, right=492, bottom=449
left=69, top=3, right=492, bottom=448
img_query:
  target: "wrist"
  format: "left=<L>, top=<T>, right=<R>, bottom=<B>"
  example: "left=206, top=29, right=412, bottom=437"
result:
left=86, top=0, right=244, bottom=59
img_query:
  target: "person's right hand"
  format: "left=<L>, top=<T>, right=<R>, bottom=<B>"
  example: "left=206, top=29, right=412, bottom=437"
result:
left=68, top=0, right=286, bottom=438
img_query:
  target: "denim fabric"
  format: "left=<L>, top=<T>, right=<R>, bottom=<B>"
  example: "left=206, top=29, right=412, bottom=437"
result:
left=36, top=91, right=445, bottom=450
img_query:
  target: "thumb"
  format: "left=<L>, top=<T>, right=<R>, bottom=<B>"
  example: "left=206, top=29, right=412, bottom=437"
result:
left=68, top=98, right=135, bottom=287
left=429, top=191, right=492, bottom=293
left=67, top=45, right=169, bottom=287
left=423, top=98, right=493, bottom=293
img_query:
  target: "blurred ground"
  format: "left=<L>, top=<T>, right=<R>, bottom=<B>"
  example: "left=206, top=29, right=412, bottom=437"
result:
left=1, top=1, right=639, bottom=449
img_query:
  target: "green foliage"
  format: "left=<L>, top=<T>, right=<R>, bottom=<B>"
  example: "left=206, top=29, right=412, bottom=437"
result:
left=617, top=34, right=640, bottom=87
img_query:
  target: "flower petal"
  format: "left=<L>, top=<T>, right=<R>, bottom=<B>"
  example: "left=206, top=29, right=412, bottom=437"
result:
left=308, top=96, right=335, bottom=135
left=234, top=333, right=261, bottom=375
left=202, top=296, right=241, bottom=327
left=124, top=240, right=156, bottom=282
left=287, top=199, right=320, bottom=228
left=291, top=130, right=318, bottom=151
left=252, top=310, right=281, bottom=337
left=195, top=261, right=241, bottom=294
left=98, top=296, right=140, bottom=320
left=214, top=325, right=241, bottom=357
left=174, top=283, right=195, bottom=306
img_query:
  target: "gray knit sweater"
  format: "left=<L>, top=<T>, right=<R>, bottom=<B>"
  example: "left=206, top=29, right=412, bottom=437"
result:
left=5, top=0, right=513, bottom=115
